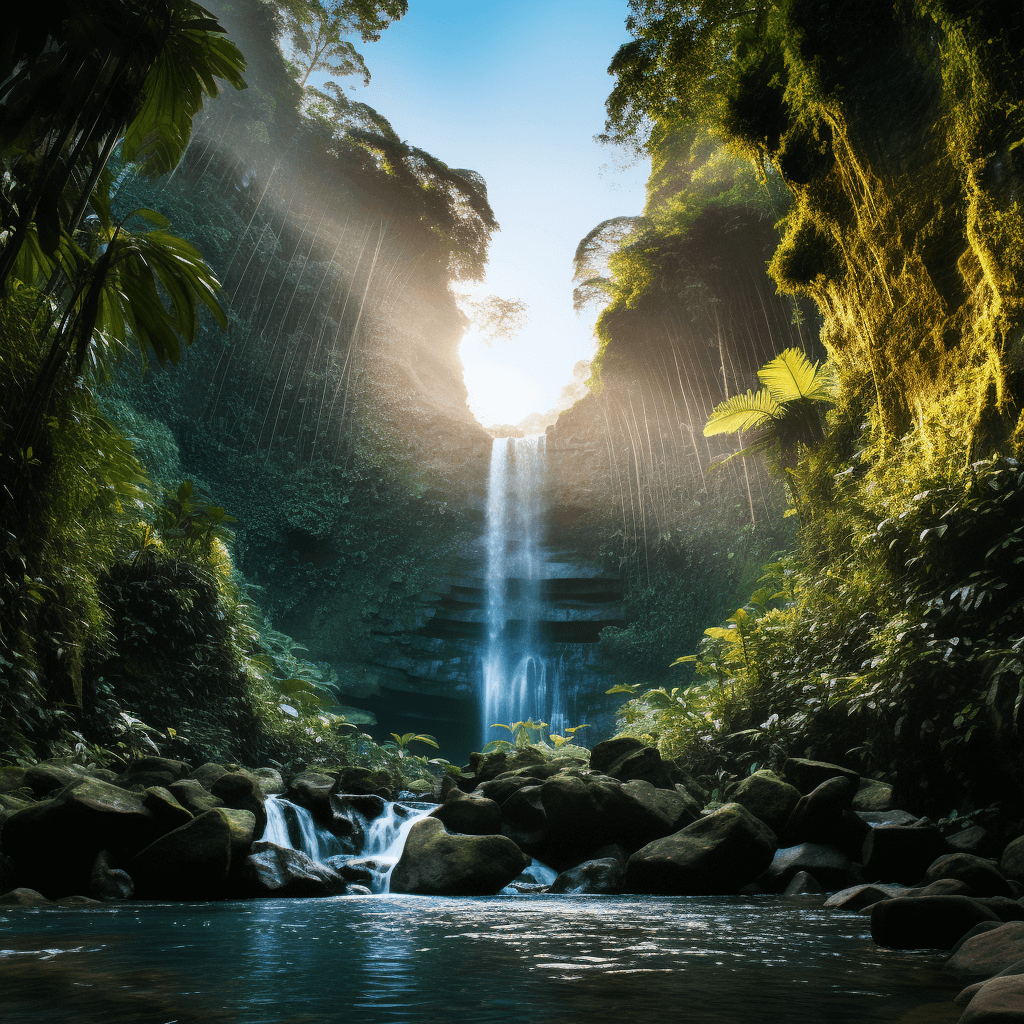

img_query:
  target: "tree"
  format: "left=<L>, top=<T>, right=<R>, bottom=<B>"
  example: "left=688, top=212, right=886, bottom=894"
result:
left=0, top=0, right=247, bottom=294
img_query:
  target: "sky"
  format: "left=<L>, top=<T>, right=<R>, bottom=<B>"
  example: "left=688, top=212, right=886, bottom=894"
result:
left=342, top=0, right=649, bottom=426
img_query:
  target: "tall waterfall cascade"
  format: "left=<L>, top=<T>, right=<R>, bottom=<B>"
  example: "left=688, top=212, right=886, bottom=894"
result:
left=482, top=435, right=564, bottom=745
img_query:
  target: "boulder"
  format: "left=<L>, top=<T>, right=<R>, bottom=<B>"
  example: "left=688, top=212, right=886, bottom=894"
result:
left=589, top=779, right=698, bottom=854
left=948, top=827, right=999, bottom=858
left=549, top=858, right=625, bottom=895
left=731, top=770, right=801, bottom=835
left=782, top=758, right=859, bottom=794
left=212, top=772, right=267, bottom=839
left=825, top=883, right=902, bottom=912
left=286, top=772, right=335, bottom=822
left=539, top=776, right=603, bottom=866
left=959, top=975, right=1024, bottom=1022
left=250, top=768, right=286, bottom=797
left=910, top=878, right=977, bottom=898
left=500, top=785, right=547, bottom=833
left=870, top=896, right=1001, bottom=949
left=857, top=810, right=920, bottom=827
left=784, top=870, right=825, bottom=896
left=624, top=802, right=777, bottom=895
left=605, top=747, right=675, bottom=789
left=237, top=841, right=347, bottom=898
left=0, top=887, right=51, bottom=906
left=188, top=763, right=229, bottom=789
left=762, top=843, right=859, bottom=892
left=853, top=779, right=894, bottom=812
left=1000, top=836, right=1024, bottom=883
left=167, top=779, right=224, bottom=816
left=143, top=787, right=193, bottom=833
left=786, top=776, right=857, bottom=844
left=862, top=825, right=948, bottom=884
left=329, top=793, right=384, bottom=851
left=978, top=898, right=1024, bottom=923
left=0, top=766, right=29, bottom=794
left=389, top=817, right=530, bottom=896
left=24, top=763, right=85, bottom=797
left=333, top=767, right=394, bottom=798
left=54, top=895, right=101, bottom=906
left=2, top=778, right=155, bottom=896
left=589, top=737, right=645, bottom=774
left=464, top=747, right=544, bottom=787
left=430, top=790, right=502, bottom=836
left=220, top=807, right=256, bottom=859
left=128, top=757, right=189, bottom=780
left=924, top=853, right=1013, bottom=898
left=476, top=775, right=535, bottom=806
left=131, top=808, right=235, bottom=900
left=945, top=922, right=1024, bottom=982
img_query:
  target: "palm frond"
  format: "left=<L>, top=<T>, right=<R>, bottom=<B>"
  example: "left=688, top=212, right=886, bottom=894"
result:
left=704, top=388, right=783, bottom=436
left=757, top=347, right=834, bottom=404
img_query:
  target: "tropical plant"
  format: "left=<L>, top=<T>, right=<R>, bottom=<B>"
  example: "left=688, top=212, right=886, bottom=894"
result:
left=704, top=347, right=835, bottom=506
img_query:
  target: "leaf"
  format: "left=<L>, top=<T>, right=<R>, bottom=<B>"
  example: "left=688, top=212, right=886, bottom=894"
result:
left=704, top=388, right=783, bottom=436
left=757, top=347, right=835, bottom=404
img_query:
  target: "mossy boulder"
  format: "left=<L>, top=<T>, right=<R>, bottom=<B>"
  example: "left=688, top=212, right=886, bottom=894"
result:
left=131, top=808, right=235, bottom=900
left=390, top=817, right=530, bottom=896
left=731, top=770, right=801, bottom=835
left=924, top=853, right=1013, bottom=898
left=624, top=802, right=778, bottom=895
left=1000, top=836, right=1024, bottom=883
left=429, top=790, right=502, bottom=836
left=212, top=772, right=267, bottom=838
left=782, top=758, right=859, bottom=795
left=589, top=736, right=645, bottom=774
left=143, top=787, right=194, bottom=832
left=870, top=896, right=1000, bottom=950
left=168, top=779, right=224, bottom=816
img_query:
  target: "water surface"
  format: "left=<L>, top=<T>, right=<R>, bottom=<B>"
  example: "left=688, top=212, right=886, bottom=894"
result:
left=0, top=895, right=961, bottom=1023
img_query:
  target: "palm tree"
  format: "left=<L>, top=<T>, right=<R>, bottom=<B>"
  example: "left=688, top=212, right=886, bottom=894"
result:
left=704, top=346, right=835, bottom=507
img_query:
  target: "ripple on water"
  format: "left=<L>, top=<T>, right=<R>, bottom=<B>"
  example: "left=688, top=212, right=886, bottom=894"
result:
left=0, top=895, right=962, bottom=1024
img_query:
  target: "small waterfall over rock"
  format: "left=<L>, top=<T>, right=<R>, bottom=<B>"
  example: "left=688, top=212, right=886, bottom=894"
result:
left=261, top=795, right=433, bottom=894
left=482, top=436, right=566, bottom=745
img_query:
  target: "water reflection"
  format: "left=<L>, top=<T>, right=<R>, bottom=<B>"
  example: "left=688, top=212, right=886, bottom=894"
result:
left=0, top=896, right=961, bottom=1023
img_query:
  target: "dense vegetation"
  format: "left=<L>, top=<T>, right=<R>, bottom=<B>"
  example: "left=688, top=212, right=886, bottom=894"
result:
left=0, top=0, right=486, bottom=786
left=598, top=0, right=1024, bottom=819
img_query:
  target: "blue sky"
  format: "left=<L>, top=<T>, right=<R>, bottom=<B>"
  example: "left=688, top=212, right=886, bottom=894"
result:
left=343, top=0, right=648, bottom=425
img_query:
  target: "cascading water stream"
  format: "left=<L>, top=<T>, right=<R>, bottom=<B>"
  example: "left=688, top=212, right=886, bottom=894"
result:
left=260, top=795, right=432, bottom=893
left=481, top=436, right=564, bottom=746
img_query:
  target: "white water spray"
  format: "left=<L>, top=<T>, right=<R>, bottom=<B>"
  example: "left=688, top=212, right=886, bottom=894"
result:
left=481, top=436, right=564, bottom=746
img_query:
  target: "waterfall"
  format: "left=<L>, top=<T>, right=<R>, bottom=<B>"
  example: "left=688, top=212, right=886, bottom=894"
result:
left=261, top=795, right=432, bottom=894
left=481, top=435, right=564, bottom=746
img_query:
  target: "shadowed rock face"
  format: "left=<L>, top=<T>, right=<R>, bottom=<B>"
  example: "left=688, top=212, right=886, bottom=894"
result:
left=389, top=817, right=529, bottom=896
left=624, top=802, right=778, bottom=895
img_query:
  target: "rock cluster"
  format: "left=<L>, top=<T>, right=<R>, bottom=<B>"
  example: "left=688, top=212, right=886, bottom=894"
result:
left=0, top=756, right=396, bottom=903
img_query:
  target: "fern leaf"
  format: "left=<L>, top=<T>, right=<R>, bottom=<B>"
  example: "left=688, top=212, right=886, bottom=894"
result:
left=704, top=388, right=782, bottom=436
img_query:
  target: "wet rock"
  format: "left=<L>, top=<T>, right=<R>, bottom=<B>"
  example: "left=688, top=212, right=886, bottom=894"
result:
left=784, top=870, right=825, bottom=896
left=390, top=817, right=530, bottom=896
left=3, top=778, right=155, bottom=897
left=221, top=807, right=256, bottom=859
left=346, top=884, right=373, bottom=896
left=499, top=785, right=547, bottom=833
left=624, top=802, right=777, bottom=895
left=1000, top=836, right=1024, bottom=883
left=762, top=843, right=859, bottom=892
left=54, top=895, right=102, bottom=906
left=286, top=772, right=335, bottom=822
left=782, top=758, right=860, bottom=794
left=870, top=895, right=1001, bottom=949
left=977, top=898, right=1024, bottom=923
left=539, top=776, right=603, bottom=866
left=731, top=770, right=801, bottom=835
left=168, top=779, right=224, bottom=816
left=430, top=790, right=502, bottom=836
left=589, top=736, right=644, bottom=774
left=334, top=767, right=394, bottom=798
left=857, top=810, right=920, bottom=827
left=861, top=824, right=948, bottom=884
left=909, top=878, right=977, bottom=898
left=945, top=922, right=1024, bottom=982
left=188, top=763, right=229, bottom=790
left=588, top=779, right=697, bottom=855
left=0, top=887, right=51, bottom=906
left=116, top=758, right=189, bottom=791
left=924, top=853, right=1013, bottom=898
left=143, top=787, right=193, bottom=833
left=464, top=747, right=544, bottom=787
left=131, top=808, right=235, bottom=900
left=948, top=827, right=999, bottom=858
left=951, top=923, right=1007, bottom=955
left=328, top=793, right=384, bottom=851
left=237, top=841, right=347, bottom=898
left=853, top=779, right=894, bottom=812
left=550, top=858, right=624, bottom=895
left=959, top=975, right=1024, bottom=1022
left=825, top=883, right=903, bottom=912
left=89, top=850, right=134, bottom=901
left=787, top=776, right=857, bottom=844
left=212, top=772, right=267, bottom=839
